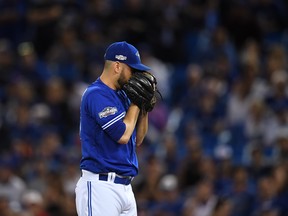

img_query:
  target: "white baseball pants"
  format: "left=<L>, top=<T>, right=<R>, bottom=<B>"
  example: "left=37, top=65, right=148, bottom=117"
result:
left=75, top=170, right=137, bottom=216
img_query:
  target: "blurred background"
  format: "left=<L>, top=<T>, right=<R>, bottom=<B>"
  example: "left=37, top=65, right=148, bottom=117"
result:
left=0, top=0, right=288, bottom=215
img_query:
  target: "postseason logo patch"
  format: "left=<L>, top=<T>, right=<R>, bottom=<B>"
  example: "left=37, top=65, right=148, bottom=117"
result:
left=98, top=107, right=118, bottom=118
left=115, top=55, right=127, bottom=61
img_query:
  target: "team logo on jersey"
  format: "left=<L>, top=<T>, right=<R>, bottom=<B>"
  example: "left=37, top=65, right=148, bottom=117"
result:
left=115, top=55, right=127, bottom=60
left=98, top=107, right=118, bottom=118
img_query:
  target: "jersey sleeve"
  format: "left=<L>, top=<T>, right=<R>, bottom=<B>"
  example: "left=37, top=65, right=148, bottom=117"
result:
left=85, top=90, right=126, bottom=142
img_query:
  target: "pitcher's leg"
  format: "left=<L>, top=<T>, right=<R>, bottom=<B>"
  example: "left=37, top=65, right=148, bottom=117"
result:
left=76, top=178, right=123, bottom=216
left=120, top=185, right=137, bottom=216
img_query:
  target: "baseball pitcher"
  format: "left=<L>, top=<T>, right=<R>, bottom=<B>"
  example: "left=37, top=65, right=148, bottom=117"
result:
left=75, top=41, right=159, bottom=216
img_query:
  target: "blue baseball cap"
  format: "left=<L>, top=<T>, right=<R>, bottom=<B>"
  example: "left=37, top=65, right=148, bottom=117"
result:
left=104, top=41, right=151, bottom=71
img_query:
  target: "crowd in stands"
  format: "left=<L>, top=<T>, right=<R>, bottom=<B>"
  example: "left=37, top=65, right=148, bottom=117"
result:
left=1, top=0, right=288, bottom=215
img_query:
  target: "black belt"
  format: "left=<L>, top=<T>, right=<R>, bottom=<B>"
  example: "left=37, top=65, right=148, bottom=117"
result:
left=81, top=170, right=133, bottom=185
left=98, top=173, right=133, bottom=185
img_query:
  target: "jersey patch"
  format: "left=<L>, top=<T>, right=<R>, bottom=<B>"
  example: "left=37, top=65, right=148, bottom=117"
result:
left=98, top=107, right=118, bottom=118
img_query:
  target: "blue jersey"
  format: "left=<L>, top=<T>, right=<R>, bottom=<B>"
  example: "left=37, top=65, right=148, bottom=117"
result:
left=79, top=78, right=138, bottom=176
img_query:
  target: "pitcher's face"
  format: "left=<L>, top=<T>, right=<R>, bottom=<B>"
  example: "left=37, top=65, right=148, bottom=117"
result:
left=117, top=63, right=133, bottom=89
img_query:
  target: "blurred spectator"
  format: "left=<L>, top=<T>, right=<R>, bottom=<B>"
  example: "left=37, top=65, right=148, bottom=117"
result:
left=141, top=45, right=171, bottom=102
left=152, top=174, right=183, bottom=216
left=244, top=142, right=272, bottom=183
left=180, top=63, right=204, bottom=114
left=61, top=156, right=80, bottom=196
left=134, top=155, right=164, bottom=208
left=36, top=130, right=63, bottom=172
left=181, top=0, right=207, bottom=32
left=263, top=99, right=288, bottom=147
left=211, top=197, right=233, bottom=216
left=82, top=20, right=107, bottom=82
left=273, top=127, right=288, bottom=162
left=0, top=195, right=19, bottom=216
left=156, top=133, right=179, bottom=174
left=43, top=172, right=65, bottom=216
left=252, top=176, right=278, bottom=216
left=244, top=100, right=269, bottom=142
left=220, top=0, right=262, bottom=50
left=182, top=178, right=218, bottom=216
left=194, top=87, right=225, bottom=139
left=265, top=45, right=287, bottom=79
left=4, top=79, right=42, bottom=151
left=229, top=166, right=255, bottom=216
left=20, top=189, right=49, bottom=216
left=252, top=0, right=287, bottom=47
left=62, top=193, right=77, bottom=216
left=147, top=0, right=185, bottom=63
left=43, top=77, right=75, bottom=144
left=240, top=39, right=261, bottom=71
left=272, top=163, right=288, bottom=216
left=119, top=0, right=149, bottom=45
left=198, top=26, right=238, bottom=79
left=26, top=159, right=49, bottom=194
left=0, top=0, right=26, bottom=46
left=265, top=69, right=288, bottom=113
left=227, top=77, right=254, bottom=126
left=17, top=42, right=50, bottom=85
left=0, top=39, right=17, bottom=95
left=214, top=152, right=235, bottom=199
left=178, top=133, right=203, bottom=191
left=0, top=157, right=27, bottom=213
left=26, top=0, right=63, bottom=58
left=0, top=115, right=11, bottom=152
left=46, top=25, right=85, bottom=82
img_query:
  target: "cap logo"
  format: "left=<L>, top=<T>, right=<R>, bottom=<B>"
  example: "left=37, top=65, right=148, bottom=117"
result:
left=135, top=51, right=140, bottom=59
left=115, top=55, right=127, bottom=61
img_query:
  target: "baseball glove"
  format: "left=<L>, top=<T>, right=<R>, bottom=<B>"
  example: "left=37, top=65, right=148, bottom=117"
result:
left=123, top=71, right=160, bottom=113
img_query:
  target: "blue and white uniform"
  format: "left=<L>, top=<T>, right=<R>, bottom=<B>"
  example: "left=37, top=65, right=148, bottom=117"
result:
left=75, top=79, right=138, bottom=216
left=79, top=78, right=138, bottom=176
left=75, top=41, right=151, bottom=216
